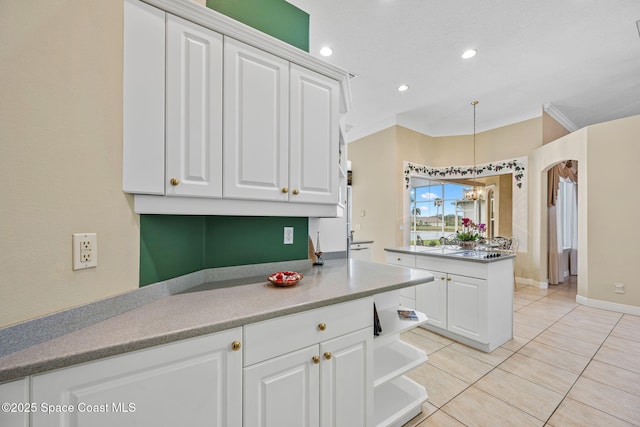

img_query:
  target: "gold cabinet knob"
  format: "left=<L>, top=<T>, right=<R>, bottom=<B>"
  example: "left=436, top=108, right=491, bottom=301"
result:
left=440, top=276, right=446, bottom=281
left=292, top=189, right=299, bottom=195
left=447, top=277, right=452, bottom=281
left=231, top=341, right=241, bottom=351
left=397, top=258, right=401, bottom=261
left=318, top=323, right=327, bottom=331
left=323, top=352, right=332, bottom=360
left=312, top=356, right=320, bottom=364
left=282, top=187, right=289, bottom=193
left=170, top=178, right=180, bottom=186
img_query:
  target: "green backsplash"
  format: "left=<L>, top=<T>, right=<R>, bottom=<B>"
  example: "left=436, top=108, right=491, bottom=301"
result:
left=140, top=215, right=308, bottom=286
left=206, top=0, right=309, bottom=52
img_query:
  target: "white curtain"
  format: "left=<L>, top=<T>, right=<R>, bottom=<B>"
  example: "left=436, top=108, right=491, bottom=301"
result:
left=548, top=161, right=578, bottom=285
left=566, top=181, right=578, bottom=275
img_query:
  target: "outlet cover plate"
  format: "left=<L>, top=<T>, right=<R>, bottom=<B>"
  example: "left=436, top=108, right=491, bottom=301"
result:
left=284, top=227, right=294, bottom=244
left=73, top=233, right=97, bottom=270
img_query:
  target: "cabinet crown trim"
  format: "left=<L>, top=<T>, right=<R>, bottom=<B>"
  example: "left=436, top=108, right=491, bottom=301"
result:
left=139, top=0, right=350, bottom=85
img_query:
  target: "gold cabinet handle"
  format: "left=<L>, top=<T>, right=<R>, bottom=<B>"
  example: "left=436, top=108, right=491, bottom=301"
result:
left=282, top=187, right=289, bottom=193
left=318, top=323, right=327, bottom=331
left=447, top=277, right=452, bottom=281
left=312, top=356, right=320, bottom=364
left=170, top=178, right=180, bottom=186
left=292, top=189, right=299, bottom=195
left=231, top=341, right=241, bottom=351
left=397, top=258, right=401, bottom=261
left=324, top=352, right=332, bottom=360
left=440, top=276, right=446, bottom=281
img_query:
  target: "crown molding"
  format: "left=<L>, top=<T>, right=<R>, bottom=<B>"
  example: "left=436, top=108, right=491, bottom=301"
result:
left=543, top=103, right=578, bottom=132
left=140, top=0, right=351, bottom=110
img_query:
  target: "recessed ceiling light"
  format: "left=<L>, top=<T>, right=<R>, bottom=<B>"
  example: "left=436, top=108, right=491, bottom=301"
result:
left=397, top=84, right=409, bottom=92
left=320, top=46, right=333, bottom=57
left=461, top=49, right=477, bottom=59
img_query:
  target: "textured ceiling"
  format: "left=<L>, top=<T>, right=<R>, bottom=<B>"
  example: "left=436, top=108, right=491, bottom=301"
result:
left=287, top=0, right=640, bottom=140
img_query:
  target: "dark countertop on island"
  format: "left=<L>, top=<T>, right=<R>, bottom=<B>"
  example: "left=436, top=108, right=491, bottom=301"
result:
left=0, top=258, right=433, bottom=383
left=385, top=245, right=515, bottom=263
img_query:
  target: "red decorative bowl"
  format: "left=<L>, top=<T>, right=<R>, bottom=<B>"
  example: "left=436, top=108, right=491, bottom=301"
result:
left=268, top=271, right=303, bottom=287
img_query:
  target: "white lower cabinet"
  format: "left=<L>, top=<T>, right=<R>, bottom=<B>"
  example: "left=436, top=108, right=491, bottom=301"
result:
left=0, top=378, right=29, bottom=427
left=417, top=271, right=487, bottom=338
left=350, top=242, right=373, bottom=262
left=413, top=254, right=513, bottom=352
left=243, top=298, right=373, bottom=427
left=385, top=253, right=417, bottom=309
left=11, top=293, right=436, bottom=427
left=320, top=329, right=372, bottom=427
left=31, top=328, right=243, bottom=427
left=243, top=328, right=372, bottom=427
left=416, top=273, right=447, bottom=329
left=244, top=345, right=320, bottom=427
left=447, top=274, right=488, bottom=342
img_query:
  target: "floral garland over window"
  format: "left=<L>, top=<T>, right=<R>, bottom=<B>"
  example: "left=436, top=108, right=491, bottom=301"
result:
left=404, top=159, right=526, bottom=189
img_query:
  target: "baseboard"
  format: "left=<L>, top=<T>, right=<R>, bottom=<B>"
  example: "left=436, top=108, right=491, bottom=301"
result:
left=576, top=295, right=640, bottom=316
left=515, top=276, right=549, bottom=289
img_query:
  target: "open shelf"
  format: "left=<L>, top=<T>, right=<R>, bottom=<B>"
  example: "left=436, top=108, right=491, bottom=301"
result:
left=373, top=340, right=427, bottom=387
left=373, top=376, right=427, bottom=427
left=375, top=306, right=428, bottom=344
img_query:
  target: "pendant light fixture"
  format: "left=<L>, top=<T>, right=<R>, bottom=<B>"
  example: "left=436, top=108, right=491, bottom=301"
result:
left=465, top=100, right=481, bottom=201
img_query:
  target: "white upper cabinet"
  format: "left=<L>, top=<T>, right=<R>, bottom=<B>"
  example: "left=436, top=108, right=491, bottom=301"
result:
left=166, top=15, right=223, bottom=198
left=290, top=64, right=340, bottom=205
left=223, top=37, right=290, bottom=202
left=122, top=0, right=165, bottom=195
left=122, top=0, right=350, bottom=216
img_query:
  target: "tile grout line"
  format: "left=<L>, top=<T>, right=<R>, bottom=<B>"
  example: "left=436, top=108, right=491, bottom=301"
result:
left=418, top=291, right=553, bottom=424
left=421, top=284, right=584, bottom=425
left=543, top=314, right=633, bottom=426
left=408, top=281, right=639, bottom=426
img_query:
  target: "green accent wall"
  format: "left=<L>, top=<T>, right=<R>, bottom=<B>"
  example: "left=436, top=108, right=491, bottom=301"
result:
left=140, top=215, right=309, bottom=286
left=206, top=0, right=309, bottom=51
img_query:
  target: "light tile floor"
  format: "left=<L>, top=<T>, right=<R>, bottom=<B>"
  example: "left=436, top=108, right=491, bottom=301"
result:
left=401, top=278, right=640, bottom=426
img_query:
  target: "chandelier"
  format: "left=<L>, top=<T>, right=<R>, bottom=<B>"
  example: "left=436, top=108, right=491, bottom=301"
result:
left=464, top=100, right=483, bottom=201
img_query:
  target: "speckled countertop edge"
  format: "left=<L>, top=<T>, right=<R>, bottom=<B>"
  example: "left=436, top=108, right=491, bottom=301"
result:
left=0, top=259, right=313, bottom=359
left=385, top=246, right=516, bottom=263
left=0, top=259, right=433, bottom=383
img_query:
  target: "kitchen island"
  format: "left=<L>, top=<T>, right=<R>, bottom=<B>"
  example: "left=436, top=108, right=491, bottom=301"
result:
left=386, top=246, right=515, bottom=353
left=0, top=258, right=433, bottom=427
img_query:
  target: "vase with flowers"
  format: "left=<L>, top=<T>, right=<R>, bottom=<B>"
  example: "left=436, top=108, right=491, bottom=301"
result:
left=457, top=218, right=486, bottom=249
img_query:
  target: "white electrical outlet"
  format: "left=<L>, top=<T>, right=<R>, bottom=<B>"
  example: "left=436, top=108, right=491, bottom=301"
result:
left=73, top=233, right=98, bottom=270
left=614, top=282, right=625, bottom=294
left=284, top=227, right=294, bottom=244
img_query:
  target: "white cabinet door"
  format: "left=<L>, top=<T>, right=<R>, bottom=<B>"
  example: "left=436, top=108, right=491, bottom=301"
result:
left=244, top=345, right=320, bottom=427
left=31, top=329, right=242, bottom=427
left=223, top=37, right=289, bottom=202
left=166, top=14, right=223, bottom=198
left=290, top=64, right=339, bottom=204
left=320, top=328, right=373, bottom=427
left=416, top=273, right=448, bottom=329
left=447, top=274, right=488, bottom=342
left=0, top=378, right=29, bottom=427
left=122, top=0, right=165, bottom=195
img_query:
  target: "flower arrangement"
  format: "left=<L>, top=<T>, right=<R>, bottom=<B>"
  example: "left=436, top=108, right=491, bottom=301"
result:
left=457, top=218, right=486, bottom=241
